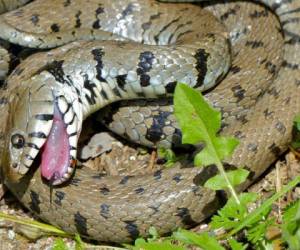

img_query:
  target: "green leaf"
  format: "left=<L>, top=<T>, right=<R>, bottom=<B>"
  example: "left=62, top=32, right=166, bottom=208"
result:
left=210, top=192, right=258, bottom=230
left=74, top=234, right=84, bottom=250
left=157, top=148, right=179, bottom=167
left=228, top=239, right=247, bottom=250
left=204, top=169, right=249, bottom=190
left=294, top=115, right=300, bottom=131
left=246, top=218, right=275, bottom=244
left=52, top=238, right=69, bottom=250
left=172, top=229, right=225, bottom=250
left=224, top=175, right=300, bottom=239
left=282, top=200, right=300, bottom=250
left=174, top=83, right=239, bottom=167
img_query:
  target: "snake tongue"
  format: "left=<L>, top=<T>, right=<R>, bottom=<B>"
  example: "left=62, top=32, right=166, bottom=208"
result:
left=40, top=103, right=70, bottom=182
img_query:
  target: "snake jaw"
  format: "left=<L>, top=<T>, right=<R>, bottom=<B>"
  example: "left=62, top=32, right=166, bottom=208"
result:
left=40, top=97, right=79, bottom=185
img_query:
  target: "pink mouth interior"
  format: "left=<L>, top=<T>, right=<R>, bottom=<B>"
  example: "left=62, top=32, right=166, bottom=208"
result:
left=40, top=103, right=70, bottom=181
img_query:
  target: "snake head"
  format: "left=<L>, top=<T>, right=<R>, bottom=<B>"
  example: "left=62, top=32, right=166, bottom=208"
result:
left=2, top=78, right=80, bottom=185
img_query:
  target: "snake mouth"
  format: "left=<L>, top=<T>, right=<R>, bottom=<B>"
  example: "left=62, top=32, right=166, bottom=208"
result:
left=40, top=100, right=77, bottom=185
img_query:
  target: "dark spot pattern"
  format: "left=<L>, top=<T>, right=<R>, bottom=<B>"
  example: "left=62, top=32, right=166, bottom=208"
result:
left=245, top=40, right=264, bottom=48
left=134, top=187, right=145, bottom=194
left=145, top=111, right=171, bottom=143
left=249, top=9, right=268, bottom=18
left=41, top=60, right=73, bottom=85
left=91, top=48, right=107, bottom=82
left=83, top=78, right=97, bottom=105
left=75, top=10, right=82, bottom=28
left=92, top=6, right=104, bottom=29
left=29, top=190, right=41, bottom=214
left=30, top=14, right=39, bottom=25
left=176, top=207, right=197, bottom=225
left=119, top=175, right=132, bottom=185
left=100, top=204, right=110, bottom=219
left=220, top=7, right=237, bottom=21
left=116, top=74, right=127, bottom=91
left=231, top=85, right=245, bottom=102
left=194, top=48, right=209, bottom=87
left=54, top=191, right=65, bottom=206
left=172, top=173, right=182, bottom=183
left=74, top=212, right=88, bottom=236
left=124, top=220, right=140, bottom=239
left=230, top=65, right=241, bottom=74
left=136, top=51, right=155, bottom=87
left=100, top=186, right=110, bottom=195
left=247, top=143, right=258, bottom=152
left=268, top=143, right=281, bottom=157
left=153, top=170, right=162, bottom=180
left=165, top=81, right=177, bottom=94
left=50, top=23, right=60, bottom=32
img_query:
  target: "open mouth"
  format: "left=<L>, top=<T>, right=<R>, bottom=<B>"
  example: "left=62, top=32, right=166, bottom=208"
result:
left=40, top=100, right=76, bottom=185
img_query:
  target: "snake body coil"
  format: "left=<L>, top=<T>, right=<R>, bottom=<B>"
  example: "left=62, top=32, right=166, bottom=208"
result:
left=0, top=0, right=300, bottom=243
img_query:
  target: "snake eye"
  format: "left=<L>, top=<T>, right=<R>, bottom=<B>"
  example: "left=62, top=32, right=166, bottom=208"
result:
left=11, top=134, right=25, bottom=149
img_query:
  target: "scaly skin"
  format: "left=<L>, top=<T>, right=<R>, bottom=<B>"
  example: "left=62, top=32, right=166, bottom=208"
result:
left=0, top=0, right=299, bottom=244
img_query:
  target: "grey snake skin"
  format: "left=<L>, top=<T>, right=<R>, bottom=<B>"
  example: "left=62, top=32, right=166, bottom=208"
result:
left=0, top=0, right=299, bottom=244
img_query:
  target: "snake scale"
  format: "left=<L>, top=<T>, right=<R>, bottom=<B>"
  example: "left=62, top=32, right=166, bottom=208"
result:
left=0, top=0, right=299, bottom=243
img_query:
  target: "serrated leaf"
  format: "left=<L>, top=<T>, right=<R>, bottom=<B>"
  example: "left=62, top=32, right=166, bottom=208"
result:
left=210, top=192, right=258, bottom=230
left=247, top=218, right=275, bottom=244
left=282, top=200, right=300, bottom=250
left=172, top=229, right=224, bottom=250
left=174, top=83, right=239, bottom=167
left=228, top=239, right=247, bottom=250
left=204, top=169, right=249, bottom=190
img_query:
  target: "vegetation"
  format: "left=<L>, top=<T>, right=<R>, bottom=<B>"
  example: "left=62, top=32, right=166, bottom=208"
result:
left=1, top=83, right=300, bottom=249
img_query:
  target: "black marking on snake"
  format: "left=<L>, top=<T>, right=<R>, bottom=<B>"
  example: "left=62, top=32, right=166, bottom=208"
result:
left=112, top=87, right=122, bottom=98
left=148, top=204, right=160, bottom=214
left=284, top=29, right=300, bottom=44
left=63, top=0, right=71, bottom=7
left=220, top=7, right=237, bottom=21
left=0, top=97, right=7, bottom=104
left=124, top=221, right=139, bottom=239
left=234, top=130, right=245, bottom=139
left=176, top=208, right=197, bottom=226
left=26, top=142, right=39, bottom=150
left=249, top=9, right=269, bottom=18
left=275, top=122, right=286, bottom=134
left=50, top=23, right=60, bottom=33
left=29, top=191, right=41, bottom=214
left=165, top=81, right=177, bottom=94
left=194, top=48, right=209, bottom=88
left=100, top=186, right=110, bottom=195
left=146, top=111, right=171, bottom=143
left=100, top=204, right=110, bottom=219
left=136, top=51, right=155, bottom=87
left=172, top=128, right=182, bottom=146
left=265, top=61, right=277, bottom=75
left=154, top=17, right=180, bottom=44
left=41, top=60, right=73, bottom=86
left=30, top=14, right=39, bottom=25
left=74, top=212, right=88, bottom=236
left=116, top=74, right=127, bottom=91
left=134, top=187, right=145, bottom=194
left=121, top=3, right=135, bottom=19
left=92, top=5, right=104, bottom=29
left=245, top=40, right=264, bottom=49
left=282, top=17, right=300, bottom=26
left=84, top=78, right=97, bottom=105
left=268, top=143, right=281, bottom=157
left=70, top=178, right=81, bottom=186
left=230, top=65, right=241, bottom=74
left=69, top=146, right=77, bottom=151
left=247, top=143, right=258, bottom=153
left=281, top=6, right=300, bottom=16
left=193, top=165, right=218, bottom=186
left=264, top=108, right=274, bottom=118
left=173, top=173, right=182, bottom=183
left=282, top=60, right=299, bottom=70
left=231, top=85, right=245, bottom=102
left=75, top=10, right=82, bottom=28
left=153, top=170, right=162, bottom=180
left=65, top=114, right=76, bottom=126
left=34, top=114, right=53, bottom=121
left=91, top=48, right=107, bottom=82
left=54, top=191, right=65, bottom=206
left=100, top=89, right=109, bottom=100
left=28, top=132, right=47, bottom=139
left=119, top=175, right=133, bottom=185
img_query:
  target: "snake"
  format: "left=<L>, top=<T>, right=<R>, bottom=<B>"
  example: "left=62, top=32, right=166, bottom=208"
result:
left=0, top=0, right=299, bottom=244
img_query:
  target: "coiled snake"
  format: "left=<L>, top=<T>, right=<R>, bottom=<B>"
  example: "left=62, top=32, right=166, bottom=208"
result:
left=0, top=0, right=299, bottom=243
